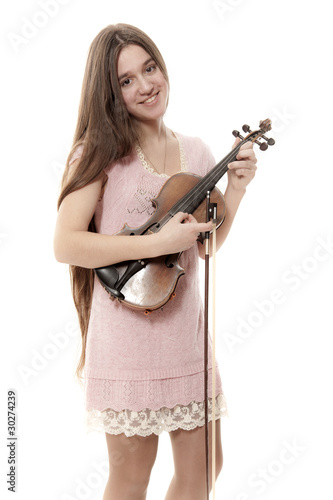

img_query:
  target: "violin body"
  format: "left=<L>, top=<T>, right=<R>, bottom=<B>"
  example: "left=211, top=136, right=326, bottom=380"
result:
left=95, top=172, right=225, bottom=312
left=95, top=119, right=274, bottom=312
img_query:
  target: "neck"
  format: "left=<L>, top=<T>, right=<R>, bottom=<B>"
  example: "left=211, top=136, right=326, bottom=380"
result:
left=135, top=117, right=167, bottom=147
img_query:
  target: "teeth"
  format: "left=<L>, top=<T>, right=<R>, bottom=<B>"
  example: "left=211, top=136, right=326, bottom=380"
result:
left=144, top=94, right=157, bottom=103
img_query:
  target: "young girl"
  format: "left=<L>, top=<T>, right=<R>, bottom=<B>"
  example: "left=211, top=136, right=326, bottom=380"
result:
left=54, top=23, right=257, bottom=500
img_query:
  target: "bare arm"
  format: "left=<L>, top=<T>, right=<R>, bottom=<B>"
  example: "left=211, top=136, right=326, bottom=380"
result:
left=54, top=162, right=212, bottom=268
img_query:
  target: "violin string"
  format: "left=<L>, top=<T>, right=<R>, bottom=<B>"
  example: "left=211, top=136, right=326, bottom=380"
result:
left=172, top=141, right=244, bottom=215
left=153, top=133, right=258, bottom=232
left=152, top=160, right=231, bottom=232
left=176, top=130, right=262, bottom=215
left=151, top=141, right=244, bottom=233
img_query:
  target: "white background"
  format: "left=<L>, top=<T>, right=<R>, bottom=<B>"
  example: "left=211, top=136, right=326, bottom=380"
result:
left=1, top=0, right=332, bottom=499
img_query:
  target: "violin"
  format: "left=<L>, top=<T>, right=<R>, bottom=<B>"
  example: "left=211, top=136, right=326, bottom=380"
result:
left=95, top=119, right=275, bottom=313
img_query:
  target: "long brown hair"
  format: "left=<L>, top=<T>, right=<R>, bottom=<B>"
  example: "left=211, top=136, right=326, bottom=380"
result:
left=57, top=24, right=169, bottom=381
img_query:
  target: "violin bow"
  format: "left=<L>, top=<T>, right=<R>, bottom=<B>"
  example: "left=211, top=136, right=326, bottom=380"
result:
left=204, top=195, right=218, bottom=499
left=211, top=206, right=217, bottom=499
left=204, top=119, right=275, bottom=498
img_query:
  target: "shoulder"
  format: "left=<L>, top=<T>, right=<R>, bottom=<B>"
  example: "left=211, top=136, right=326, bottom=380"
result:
left=175, top=132, right=209, bottom=151
left=69, top=144, right=84, bottom=165
left=68, top=142, right=131, bottom=175
left=175, top=132, right=216, bottom=175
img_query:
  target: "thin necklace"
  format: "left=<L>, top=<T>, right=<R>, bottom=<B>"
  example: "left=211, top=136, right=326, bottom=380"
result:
left=140, top=127, right=168, bottom=175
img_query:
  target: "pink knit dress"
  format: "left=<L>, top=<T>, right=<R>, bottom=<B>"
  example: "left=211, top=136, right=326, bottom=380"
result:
left=78, top=132, right=228, bottom=437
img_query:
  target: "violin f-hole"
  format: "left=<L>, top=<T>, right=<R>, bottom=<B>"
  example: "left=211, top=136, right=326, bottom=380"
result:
left=165, top=255, right=175, bottom=268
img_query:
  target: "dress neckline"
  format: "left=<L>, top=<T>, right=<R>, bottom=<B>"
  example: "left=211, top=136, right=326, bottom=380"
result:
left=135, top=131, right=187, bottom=178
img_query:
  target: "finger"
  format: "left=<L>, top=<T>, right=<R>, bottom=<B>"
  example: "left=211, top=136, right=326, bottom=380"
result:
left=174, top=212, right=189, bottom=222
left=239, top=141, right=254, bottom=150
left=228, top=160, right=257, bottom=171
left=185, top=214, right=198, bottom=224
left=233, top=167, right=257, bottom=177
left=195, top=221, right=213, bottom=232
left=236, top=149, right=257, bottom=162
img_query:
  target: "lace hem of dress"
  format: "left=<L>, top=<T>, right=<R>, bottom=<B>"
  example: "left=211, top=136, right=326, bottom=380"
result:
left=135, top=132, right=187, bottom=178
left=85, top=394, right=228, bottom=437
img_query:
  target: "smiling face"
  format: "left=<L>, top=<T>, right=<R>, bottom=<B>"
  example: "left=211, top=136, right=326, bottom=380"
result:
left=117, top=44, right=169, bottom=124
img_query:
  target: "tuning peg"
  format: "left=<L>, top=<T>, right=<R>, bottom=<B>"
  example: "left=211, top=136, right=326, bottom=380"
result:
left=261, top=134, right=275, bottom=146
left=254, top=139, right=268, bottom=151
left=232, top=130, right=244, bottom=140
left=242, top=124, right=251, bottom=133
left=259, top=142, right=268, bottom=151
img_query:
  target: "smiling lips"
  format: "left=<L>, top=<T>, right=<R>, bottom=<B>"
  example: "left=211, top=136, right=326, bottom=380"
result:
left=140, top=91, right=159, bottom=104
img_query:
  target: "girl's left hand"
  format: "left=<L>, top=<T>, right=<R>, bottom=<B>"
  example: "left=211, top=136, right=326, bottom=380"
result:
left=227, top=138, right=258, bottom=191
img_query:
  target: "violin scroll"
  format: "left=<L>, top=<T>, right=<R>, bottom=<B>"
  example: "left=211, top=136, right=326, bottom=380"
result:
left=233, top=119, right=275, bottom=152
left=259, top=118, right=272, bottom=132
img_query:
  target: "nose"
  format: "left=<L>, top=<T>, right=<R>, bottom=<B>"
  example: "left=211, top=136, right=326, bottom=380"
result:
left=137, top=76, right=154, bottom=95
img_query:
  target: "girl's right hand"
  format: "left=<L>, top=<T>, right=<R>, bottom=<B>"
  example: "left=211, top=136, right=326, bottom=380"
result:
left=156, top=212, right=212, bottom=254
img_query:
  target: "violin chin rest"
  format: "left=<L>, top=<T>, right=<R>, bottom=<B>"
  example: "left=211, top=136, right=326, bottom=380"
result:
left=102, top=283, right=125, bottom=300
left=94, top=265, right=125, bottom=300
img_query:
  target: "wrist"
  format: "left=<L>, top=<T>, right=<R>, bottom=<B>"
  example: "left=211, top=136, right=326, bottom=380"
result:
left=148, top=232, right=164, bottom=258
left=225, top=182, right=246, bottom=200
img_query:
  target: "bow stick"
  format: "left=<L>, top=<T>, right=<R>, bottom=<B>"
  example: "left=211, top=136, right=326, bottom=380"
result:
left=203, top=119, right=275, bottom=497
left=204, top=193, right=218, bottom=499
left=211, top=202, right=217, bottom=499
